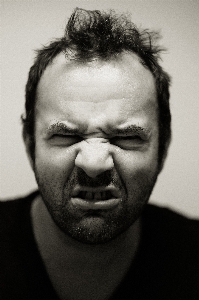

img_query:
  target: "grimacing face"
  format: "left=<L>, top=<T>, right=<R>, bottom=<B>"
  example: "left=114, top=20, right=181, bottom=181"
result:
left=31, top=52, right=159, bottom=244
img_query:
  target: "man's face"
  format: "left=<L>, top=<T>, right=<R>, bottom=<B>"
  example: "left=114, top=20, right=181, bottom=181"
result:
left=33, top=52, right=159, bottom=244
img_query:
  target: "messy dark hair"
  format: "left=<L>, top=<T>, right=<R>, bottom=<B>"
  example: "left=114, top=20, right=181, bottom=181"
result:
left=22, top=7, right=171, bottom=170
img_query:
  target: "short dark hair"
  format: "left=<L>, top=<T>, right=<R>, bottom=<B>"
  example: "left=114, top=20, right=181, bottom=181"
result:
left=22, top=7, right=171, bottom=169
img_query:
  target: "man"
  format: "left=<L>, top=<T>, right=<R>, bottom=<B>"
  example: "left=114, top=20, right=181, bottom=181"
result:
left=0, top=7, right=199, bottom=300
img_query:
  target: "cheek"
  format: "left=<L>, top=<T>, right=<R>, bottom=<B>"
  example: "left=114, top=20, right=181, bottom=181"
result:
left=113, top=148, right=159, bottom=181
left=34, top=144, right=78, bottom=180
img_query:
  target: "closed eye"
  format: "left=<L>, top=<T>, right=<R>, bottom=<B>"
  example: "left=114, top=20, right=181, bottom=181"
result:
left=49, top=134, right=82, bottom=146
left=111, top=136, right=144, bottom=150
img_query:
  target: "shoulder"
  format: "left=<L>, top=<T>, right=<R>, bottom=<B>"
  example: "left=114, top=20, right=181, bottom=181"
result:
left=144, top=204, right=199, bottom=239
left=0, top=191, right=39, bottom=237
left=127, top=205, right=199, bottom=299
left=143, top=204, right=199, bottom=256
left=143, top=204, right=199, bottom=292
left=0, top=191, right=39, bottom=213
left=0, top=191, right=56, bottom=300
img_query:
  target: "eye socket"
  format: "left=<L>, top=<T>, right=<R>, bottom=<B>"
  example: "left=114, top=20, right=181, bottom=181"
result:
left=49, top=134, right=82, bottom=146
left=111, top=135, right=144, bottom=150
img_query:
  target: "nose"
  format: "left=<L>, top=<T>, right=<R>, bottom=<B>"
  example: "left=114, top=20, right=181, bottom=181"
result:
left=75, top=139, right=114, bottom=178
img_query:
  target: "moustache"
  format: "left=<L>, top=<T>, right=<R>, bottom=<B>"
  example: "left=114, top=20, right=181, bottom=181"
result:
left=67, top=167, right=122, bottom=190
left=76, top=168, right=115, bottom=187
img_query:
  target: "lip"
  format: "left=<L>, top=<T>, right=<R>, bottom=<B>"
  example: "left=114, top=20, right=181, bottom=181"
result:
left=71, top=185, right=120, bottom=198
left=70, top=185, right=121, bottom=210
left=71, top=197, right=120, bottom=210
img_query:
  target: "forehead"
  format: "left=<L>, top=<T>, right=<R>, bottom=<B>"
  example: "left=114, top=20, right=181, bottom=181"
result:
left=35, top=52, right=157, bottom=132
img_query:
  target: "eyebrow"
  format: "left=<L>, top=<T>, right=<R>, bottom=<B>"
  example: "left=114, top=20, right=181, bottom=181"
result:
left=46, top=122, right=150, bottom=139
left=110, top=125, right=151, bottom=138
left=46, top=122, right=81, bottom=135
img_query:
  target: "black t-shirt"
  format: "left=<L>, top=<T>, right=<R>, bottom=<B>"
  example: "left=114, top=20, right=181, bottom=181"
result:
left=0, top=191, right=199, bottom=300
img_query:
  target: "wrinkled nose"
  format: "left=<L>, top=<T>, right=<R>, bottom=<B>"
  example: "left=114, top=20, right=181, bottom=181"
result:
left=75, top=139, right=114, bottom=178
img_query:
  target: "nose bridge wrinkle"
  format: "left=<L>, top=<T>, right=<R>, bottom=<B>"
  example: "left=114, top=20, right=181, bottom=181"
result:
left=85, top=137, right=109, bottom=144
left=79, top=139, right=111, bottom=156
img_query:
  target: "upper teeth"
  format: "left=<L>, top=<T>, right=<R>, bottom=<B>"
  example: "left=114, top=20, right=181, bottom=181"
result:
left=79, top=191, right=112, bottom=200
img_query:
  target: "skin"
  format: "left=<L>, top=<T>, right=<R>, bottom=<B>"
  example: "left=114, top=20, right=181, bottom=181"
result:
left=27, top=51, right=160, bottom=299
left=29, top=51, right=159, bottom=245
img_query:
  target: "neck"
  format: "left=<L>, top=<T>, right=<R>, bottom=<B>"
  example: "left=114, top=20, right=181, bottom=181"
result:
left=31, top=195, right=141, bottom=300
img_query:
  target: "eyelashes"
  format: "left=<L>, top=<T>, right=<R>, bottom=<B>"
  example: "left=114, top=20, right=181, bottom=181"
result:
left=49, top=135, right=82, bottom=146
left=110, top=136, right=144, bottom=149
left=49, top=134, right=144, bottom=149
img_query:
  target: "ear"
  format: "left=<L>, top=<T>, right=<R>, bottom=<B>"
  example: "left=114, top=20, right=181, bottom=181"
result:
left=22, top=129, right=35, bottom=171
left=158, top=136, right=171, bottom=173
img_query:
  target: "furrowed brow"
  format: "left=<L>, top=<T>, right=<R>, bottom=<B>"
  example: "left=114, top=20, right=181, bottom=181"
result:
left=46, top=122, right=81, bottom=135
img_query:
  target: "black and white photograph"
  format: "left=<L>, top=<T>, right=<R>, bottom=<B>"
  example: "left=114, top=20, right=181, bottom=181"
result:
left=1, top=1, right=199, bottom=299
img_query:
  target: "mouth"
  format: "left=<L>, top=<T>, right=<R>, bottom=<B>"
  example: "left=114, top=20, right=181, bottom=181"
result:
left=70, top=186, right=121, bottom=210
left=71, top=185, right=120, bottom=199
left=75, top=190, right=113, bottom=200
